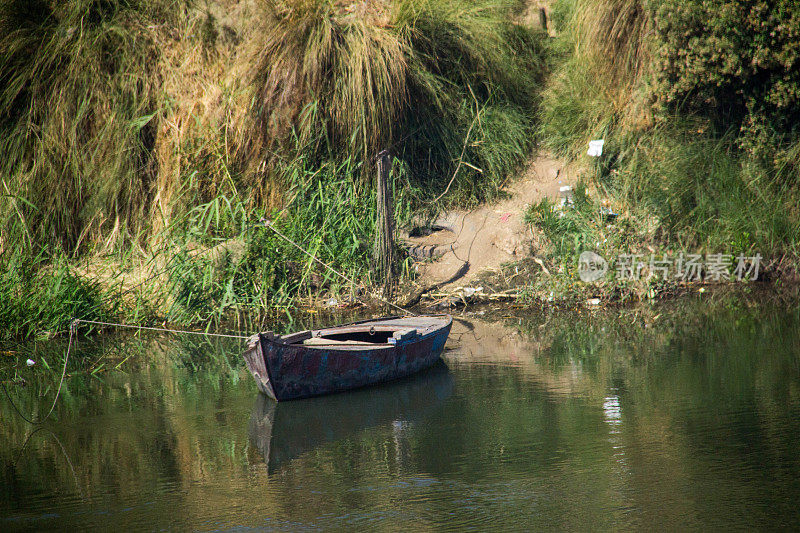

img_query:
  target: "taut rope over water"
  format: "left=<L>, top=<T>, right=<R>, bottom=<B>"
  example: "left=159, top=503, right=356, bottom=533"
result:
left=72, top=319, right=251, bottom=339
left=257, top=218, right=416, bottom=316
left=4, top=216, right=416, bottom=425
left=2, top=319, right=249, bottom=426
left=1, top=320, right=77, bottom=425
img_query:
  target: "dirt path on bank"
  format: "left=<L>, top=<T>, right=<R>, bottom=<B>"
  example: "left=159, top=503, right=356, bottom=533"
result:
left=400, top=1, right=567, bottom=293
left=402, top=151, right=576, bottom=291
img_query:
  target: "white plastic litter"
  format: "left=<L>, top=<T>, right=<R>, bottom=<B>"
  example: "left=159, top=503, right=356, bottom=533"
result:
left=462, top=287, right=484, bottom=297
left=26, top=358, right=35, bottom=367
left=587, top=139, right=605, bottom=157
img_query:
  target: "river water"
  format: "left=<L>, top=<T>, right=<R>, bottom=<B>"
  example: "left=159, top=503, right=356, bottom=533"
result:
left=2, top=296, right=800, bottom=530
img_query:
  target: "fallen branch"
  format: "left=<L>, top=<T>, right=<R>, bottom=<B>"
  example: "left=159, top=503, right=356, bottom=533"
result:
left=428, top=85, right=484, bottom=205
left=424, top=290, right=520, bottom=301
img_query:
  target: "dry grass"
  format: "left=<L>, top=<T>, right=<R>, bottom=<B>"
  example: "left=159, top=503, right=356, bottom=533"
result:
left=247, top=0, right=407, bottom=166
left=243, top=0, right=546, bottom=197
left=569, top=0, right=651, bottom=128
left=0, top=0, right=172, bottom=252
left=0, top=0, right=545, bottom=256
left=538, top=0, right=652, bottom=157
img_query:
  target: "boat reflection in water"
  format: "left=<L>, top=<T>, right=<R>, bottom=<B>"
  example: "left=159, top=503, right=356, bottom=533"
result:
left=248, top=361, right=454, bottom=473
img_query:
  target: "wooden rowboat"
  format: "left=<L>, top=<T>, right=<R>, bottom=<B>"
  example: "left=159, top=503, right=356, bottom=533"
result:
left=243, top=315, right=452, bottom=401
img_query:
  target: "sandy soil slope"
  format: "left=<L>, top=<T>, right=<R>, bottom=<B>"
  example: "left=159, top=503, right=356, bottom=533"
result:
left=402, top=151, right=576, bottom=290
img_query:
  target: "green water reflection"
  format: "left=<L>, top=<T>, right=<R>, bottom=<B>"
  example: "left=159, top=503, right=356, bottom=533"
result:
left=2, top=297, right=800, bottom=530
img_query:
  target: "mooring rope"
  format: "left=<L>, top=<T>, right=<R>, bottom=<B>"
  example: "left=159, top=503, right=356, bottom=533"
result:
left=1, top=321, right=74, bottom=425
left=257, top=219, right=417, bottom=316
left=4, top=146, right=427, bottom=426
left=72, top=319, right=251, bottom=339
left=3, top=219, right=415, bottom=426
left=40, top=320, right=75, bottom=422
left=2, top=383, right=38, bottom=425
left=13, top=426, right=84, bottom=499
left=2, top=318, right=249, bottom=426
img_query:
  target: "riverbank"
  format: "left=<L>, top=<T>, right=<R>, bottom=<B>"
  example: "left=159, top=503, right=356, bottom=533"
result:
left=402, top=0, right=800, bottom=307
left=2, top=0, right=799, bottom=342
left=522, top=0, right=800, bottom=302
left=0, top=0, right=548, bottom=341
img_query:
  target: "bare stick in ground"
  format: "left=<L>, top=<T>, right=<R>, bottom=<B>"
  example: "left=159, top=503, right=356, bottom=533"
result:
left=375, top=151, right=396, bottom=297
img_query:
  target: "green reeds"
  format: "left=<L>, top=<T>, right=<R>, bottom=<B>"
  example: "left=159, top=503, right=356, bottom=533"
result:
left=0, top=248, right=111, bottom=341
left=164, top=153, right=411, bottom=326
left=614, top=125, right=800, bottom=256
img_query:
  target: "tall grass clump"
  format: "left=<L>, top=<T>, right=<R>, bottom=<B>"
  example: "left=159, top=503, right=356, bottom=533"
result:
left=0, top=0, right=186, bottom=253
left=246, top=0, right=547, bottom=206
left=614, top=124, right=800, bottom=256
left=0, top=0, right=552, bottom=337
left=538, top=0, right=651, bottom=157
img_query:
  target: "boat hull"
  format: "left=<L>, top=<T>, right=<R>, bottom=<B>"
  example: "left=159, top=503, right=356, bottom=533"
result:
left=243, top=316, right=452, bottom=401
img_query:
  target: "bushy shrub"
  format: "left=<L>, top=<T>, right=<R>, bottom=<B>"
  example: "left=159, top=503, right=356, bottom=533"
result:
left=648, top=0, right=800, bottom=154
left=537, top=0, right=800, bottom=269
